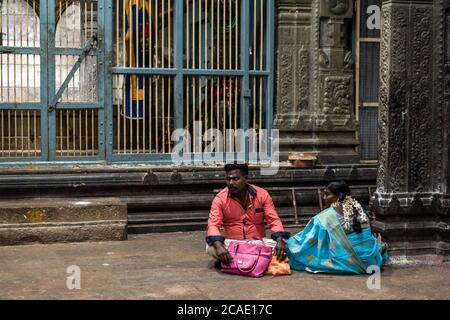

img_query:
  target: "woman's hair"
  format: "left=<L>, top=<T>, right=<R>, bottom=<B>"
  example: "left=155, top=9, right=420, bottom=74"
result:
left=327, top=181, right=351, bottom=203
left=327, top=181, right=363, bottom=233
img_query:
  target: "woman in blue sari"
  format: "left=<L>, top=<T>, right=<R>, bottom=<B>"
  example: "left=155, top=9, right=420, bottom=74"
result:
left=286, top=181, right=389, bottom=274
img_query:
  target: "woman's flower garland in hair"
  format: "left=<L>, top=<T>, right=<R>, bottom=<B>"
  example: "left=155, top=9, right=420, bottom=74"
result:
left=331, top=196, right=368, bottom=232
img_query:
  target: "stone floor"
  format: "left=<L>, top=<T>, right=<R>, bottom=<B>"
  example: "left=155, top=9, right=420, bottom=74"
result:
left=1, top=230, right=449, bottom=300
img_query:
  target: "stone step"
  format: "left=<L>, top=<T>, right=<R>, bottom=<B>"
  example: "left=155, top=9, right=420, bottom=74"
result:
left=128, top=218, right=310, bottom=234
left=0, top=197, right=127, bottom=245
left=127, top=206, right=314, bottom=233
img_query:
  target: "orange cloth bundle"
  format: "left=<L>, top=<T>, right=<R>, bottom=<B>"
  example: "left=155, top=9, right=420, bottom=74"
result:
left=265, top=256, right=292, bottom=276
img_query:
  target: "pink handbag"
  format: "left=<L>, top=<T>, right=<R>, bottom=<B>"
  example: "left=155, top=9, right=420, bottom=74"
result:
left=221, top=241, right=272, bottom=278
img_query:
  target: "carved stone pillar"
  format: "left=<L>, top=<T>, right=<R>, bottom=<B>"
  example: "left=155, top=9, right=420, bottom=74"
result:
left=446, top=1, right=450, bottom=189
left=371, top=0, right=450, bottom=258
left=274, top=0, right=359, bottom=164
left=274, top=0, right=313, bottom=147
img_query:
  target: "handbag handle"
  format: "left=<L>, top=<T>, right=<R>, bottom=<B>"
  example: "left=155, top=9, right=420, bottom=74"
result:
left=233, top=243, right=261, bottom=274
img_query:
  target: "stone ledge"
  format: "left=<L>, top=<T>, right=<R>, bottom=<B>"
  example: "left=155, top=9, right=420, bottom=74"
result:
left=0, top=197, right=128, bottom=246
left=386, top=254, right=450, bottom=267
left=0, top=165, right=377, bottom=190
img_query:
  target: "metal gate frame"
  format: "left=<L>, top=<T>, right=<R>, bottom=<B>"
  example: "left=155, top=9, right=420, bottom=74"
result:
left=46, top=0, right=106, bottom=163
left=1, top=0, right=274, bottom=165
left=0, top=0, right=106, bottom=164
left=104, top=0, right=275, bottom=164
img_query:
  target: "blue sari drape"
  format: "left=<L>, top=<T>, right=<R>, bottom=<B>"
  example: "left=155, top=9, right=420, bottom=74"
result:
left=286, top=208, right=388, bottom=274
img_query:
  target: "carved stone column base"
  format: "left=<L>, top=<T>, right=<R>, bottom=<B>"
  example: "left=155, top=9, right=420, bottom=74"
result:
left=275, top=114, right=359, bottom=164
left=370, top=193, right=450, bottom=258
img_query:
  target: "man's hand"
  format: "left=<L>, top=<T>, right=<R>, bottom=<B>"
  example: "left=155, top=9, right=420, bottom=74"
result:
left=213, top=241, right=232, bottom=264
left=273, top=237, right=287, bottom=261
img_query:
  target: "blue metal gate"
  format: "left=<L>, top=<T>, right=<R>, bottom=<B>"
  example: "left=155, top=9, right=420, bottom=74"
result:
left=1, top=0, right=105, bottom=163
left=1, top=0, right=274, bottom=165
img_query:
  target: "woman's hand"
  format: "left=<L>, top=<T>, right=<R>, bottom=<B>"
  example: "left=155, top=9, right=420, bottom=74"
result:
left=274, top=238, right=287, bottom=261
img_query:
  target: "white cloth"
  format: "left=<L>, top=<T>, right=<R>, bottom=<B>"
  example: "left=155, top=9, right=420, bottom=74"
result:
left=206, top=238, right=277, bottom=260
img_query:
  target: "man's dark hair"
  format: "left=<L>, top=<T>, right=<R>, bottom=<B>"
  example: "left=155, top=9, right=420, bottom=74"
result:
left=224, top=163, right=249, bottom=176
left=327, top=180, right=351, bottom=203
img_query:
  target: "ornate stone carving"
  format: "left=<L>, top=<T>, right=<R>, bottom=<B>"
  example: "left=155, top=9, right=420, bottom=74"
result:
left=343, top=51, right=352, bottom=69
left=322, top=76, right=351, bottom=114
left=431, top=194, right=447, bottom=217
left=325, top=0, right=349, bottom=15
left=410, top=194, right=425, bottom=215
left=410, top=7, right=433, bottom=192
left=170, top=170, right=183, bottom=184
left=432, top=0, right=447, bottom=192
left=312, top=0, right=321, bottom=111
left=324, top=167, right=336, bottom=180
left=378, top=6, right=408, bottom=193
left=348, top=166, right=360, bottom=180
left=144, top=171, right=159, bottom=185
left=377, top=6, right=390, bottom=193
left=297, top=49, right=310, bottom=112
left=319, top=49, right=329, bottom=68
left=372, top=0, right=449, bottom=258
left=277, top=0, right=358, bottom=163
left=368, top=193, right=380, bottom=220
left=278, top=48, right=294, bottom=115
left=320, top=0, right=352, bottom=18
left=321, top=117, right=334, bottom=130
left=387, top=195, right=402, bottom=215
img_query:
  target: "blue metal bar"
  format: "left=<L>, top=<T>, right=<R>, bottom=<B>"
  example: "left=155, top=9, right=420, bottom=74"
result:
left=104, top=0, right=114, bottom=163
left=174, top=0, right=184, bottom=143
left=111, top=153, right=175, bottom=163
left=184, top=69, right=246, bottom=76
left=97, top=0, right=106, bottom=161
left=0, top=160, right=106, bottom=167
left=0, top=103, right=42, bottom=110
left=112, top=68, right=271, bottom=77
left=52, top=48, right=99, bottom=55
left=54, top=102, right=102, bottom=110
left=49, top=35, right=97, bottom=110
left=47, top=155, right=105, bottom=161
left=266, top=0, right=275, bottom=158
left=47, top=0, right=56, bottom=160
left=0, top=47, right=41, bottom=54
left=112, top=67, right=178, bottom=75
left=239, top=0, right=251, bottom=162
left=249, top=70, right=271, bottom=76
left=40, top=0, right=50, bottom=161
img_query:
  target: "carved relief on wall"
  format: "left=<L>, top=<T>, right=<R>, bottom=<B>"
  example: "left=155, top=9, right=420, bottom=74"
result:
left=325, top=0, right=348, bottom=15
left=322, top=76, right=351, bottom=114
left=297, top=49, right=310, bottom=112
left=377, top=6, right=391, bottom=192
left=320, top=0, right=352, bottom=18
left=277, top=47, right=294, bottom=115
left=432, top=0, right=447, bottom=191
left=319, top=50, right=329, bottom=68
left=447, top=9, right=450, bottom=93
left=410, top=7, right=433, bottom=192
left=387, top=7, right=408, bottom=193
left=378, top=6, right=409, bottom=193
left=447, top=7, right=450, bottom=63
left=344, top=51, right=352, bottom=69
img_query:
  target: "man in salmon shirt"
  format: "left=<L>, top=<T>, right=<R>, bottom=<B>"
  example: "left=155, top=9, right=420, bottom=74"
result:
left=206, top=163, right=290, bottom=267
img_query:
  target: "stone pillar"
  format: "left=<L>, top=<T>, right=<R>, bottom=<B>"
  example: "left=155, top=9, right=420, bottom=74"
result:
left=371, top=0, right=449, bottom=258
left=446, top=1, right=450, bottom=189
left=274, top=0, right=359, bottom=164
